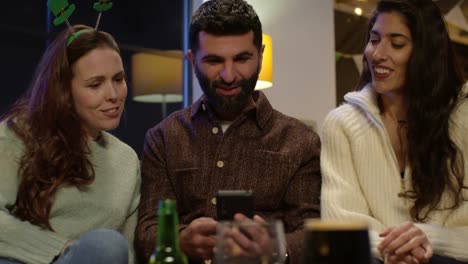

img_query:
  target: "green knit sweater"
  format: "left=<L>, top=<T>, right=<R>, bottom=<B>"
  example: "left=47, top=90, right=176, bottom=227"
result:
left=0, top=122, right=141, bottom=264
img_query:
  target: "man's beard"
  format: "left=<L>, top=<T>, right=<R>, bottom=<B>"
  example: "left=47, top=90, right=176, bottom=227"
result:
left=194, top=64, right=260, bottom=118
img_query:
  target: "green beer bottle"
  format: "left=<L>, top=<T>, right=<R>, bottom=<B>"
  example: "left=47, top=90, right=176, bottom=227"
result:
left=149, top=199, right=188, bottom=264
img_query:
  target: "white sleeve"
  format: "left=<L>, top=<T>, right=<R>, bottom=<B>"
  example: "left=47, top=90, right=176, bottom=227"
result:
left=420, top=99, right=468, bottom=261
left=416, top=224, right=468, bottom=262
left=320, top=110, right=386, bottom=259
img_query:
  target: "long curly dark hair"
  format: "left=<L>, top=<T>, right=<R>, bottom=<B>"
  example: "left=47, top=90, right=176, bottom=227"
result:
left=1, top=25, right=121, bottom=230
left=356, top=0, right=467, bottom=221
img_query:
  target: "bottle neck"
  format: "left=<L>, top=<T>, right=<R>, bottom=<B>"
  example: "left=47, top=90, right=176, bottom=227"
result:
left=157, top=212, right=181, bottom=249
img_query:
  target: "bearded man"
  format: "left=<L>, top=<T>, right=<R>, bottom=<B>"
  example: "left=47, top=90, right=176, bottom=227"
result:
left=135, top=1, right=321, bottom=264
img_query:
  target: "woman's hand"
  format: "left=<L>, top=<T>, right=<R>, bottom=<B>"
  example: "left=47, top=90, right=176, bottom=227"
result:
left=384, top=247, right=427, bottom=264
left=379, top=222, right=432, bottom=263
left=384, top=251, right=420, bottom=264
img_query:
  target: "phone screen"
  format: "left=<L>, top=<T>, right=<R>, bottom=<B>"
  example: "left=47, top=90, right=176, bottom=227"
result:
left=216, top=190, right=254, bottom=221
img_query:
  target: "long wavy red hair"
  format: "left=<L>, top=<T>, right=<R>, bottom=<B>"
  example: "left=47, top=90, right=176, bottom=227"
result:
left=1, top=25, right=121, bottom=230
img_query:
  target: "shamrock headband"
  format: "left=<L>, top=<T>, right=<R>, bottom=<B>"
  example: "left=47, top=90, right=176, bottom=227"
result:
left=47, top=0, right=113, bottom=46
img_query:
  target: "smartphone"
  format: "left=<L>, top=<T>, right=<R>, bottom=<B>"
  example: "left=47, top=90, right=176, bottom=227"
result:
left=216, top=190, right=254, bottom=221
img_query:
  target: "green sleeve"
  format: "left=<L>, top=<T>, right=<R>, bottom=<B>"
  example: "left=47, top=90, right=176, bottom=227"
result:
left=121, top=154, right=141, bottom=264
left=0, top=135, right=68, bottom=264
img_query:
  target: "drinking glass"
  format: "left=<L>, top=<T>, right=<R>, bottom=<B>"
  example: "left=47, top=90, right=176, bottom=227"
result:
left=302, top=218, right=371, bottom=264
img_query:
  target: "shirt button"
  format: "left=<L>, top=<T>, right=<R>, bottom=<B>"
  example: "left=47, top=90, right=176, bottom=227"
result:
left=211, top=198, right=216, bottom=205
left=217, top=161, right=224, bottom=168
left=212, top=127, right=219, bottom=134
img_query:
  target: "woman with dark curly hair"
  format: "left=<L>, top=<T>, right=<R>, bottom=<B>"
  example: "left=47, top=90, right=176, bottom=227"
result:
left=321, top=0, right=467, bottom=263
left=0, top=25, right=140, bottom=264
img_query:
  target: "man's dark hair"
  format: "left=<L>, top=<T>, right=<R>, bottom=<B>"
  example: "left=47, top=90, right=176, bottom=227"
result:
left=189, top=0, right=262, bottom=54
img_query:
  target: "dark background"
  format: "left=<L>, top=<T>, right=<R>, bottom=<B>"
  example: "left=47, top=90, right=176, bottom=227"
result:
left=0, top=0, right=185, bottom=156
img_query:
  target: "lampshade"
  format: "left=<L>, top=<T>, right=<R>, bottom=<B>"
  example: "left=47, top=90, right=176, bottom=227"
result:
left=256, top=33, right=273, bottom=90
left=131, top=51, right=183, bottom=103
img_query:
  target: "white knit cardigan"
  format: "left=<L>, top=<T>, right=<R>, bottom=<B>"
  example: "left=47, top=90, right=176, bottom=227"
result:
left=320, top=84, right=468, bottom=261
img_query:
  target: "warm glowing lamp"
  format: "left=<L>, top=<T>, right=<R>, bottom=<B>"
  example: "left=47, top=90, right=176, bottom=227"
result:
left=354, top=7, right=363, bottom=16
left=256, top=33, right=273, bottom=90
left=131, top=51, right=183, bottom=117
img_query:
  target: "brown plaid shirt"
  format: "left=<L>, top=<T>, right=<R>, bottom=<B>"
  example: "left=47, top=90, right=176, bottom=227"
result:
left=135, top=91, right=321, bottom=264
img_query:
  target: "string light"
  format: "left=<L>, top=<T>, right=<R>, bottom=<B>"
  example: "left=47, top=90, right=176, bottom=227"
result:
left=354, top=7, right=363, bottom=16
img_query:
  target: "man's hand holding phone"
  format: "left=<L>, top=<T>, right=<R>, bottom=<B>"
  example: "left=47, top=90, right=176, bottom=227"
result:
left=225, top=214, right=274, bottom=258
left=179, top=217, right=218, bottom=261
left=215, top=190, right=273, bottom=258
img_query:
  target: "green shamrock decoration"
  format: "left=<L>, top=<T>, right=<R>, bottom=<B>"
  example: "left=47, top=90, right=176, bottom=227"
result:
left=47, top=0, right=76, bottom=26
left=93, top=0, right=113, bottom=12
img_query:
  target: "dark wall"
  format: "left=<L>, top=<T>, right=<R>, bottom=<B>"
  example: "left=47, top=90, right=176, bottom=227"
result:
left=0, top=0, right=184, bottom=157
